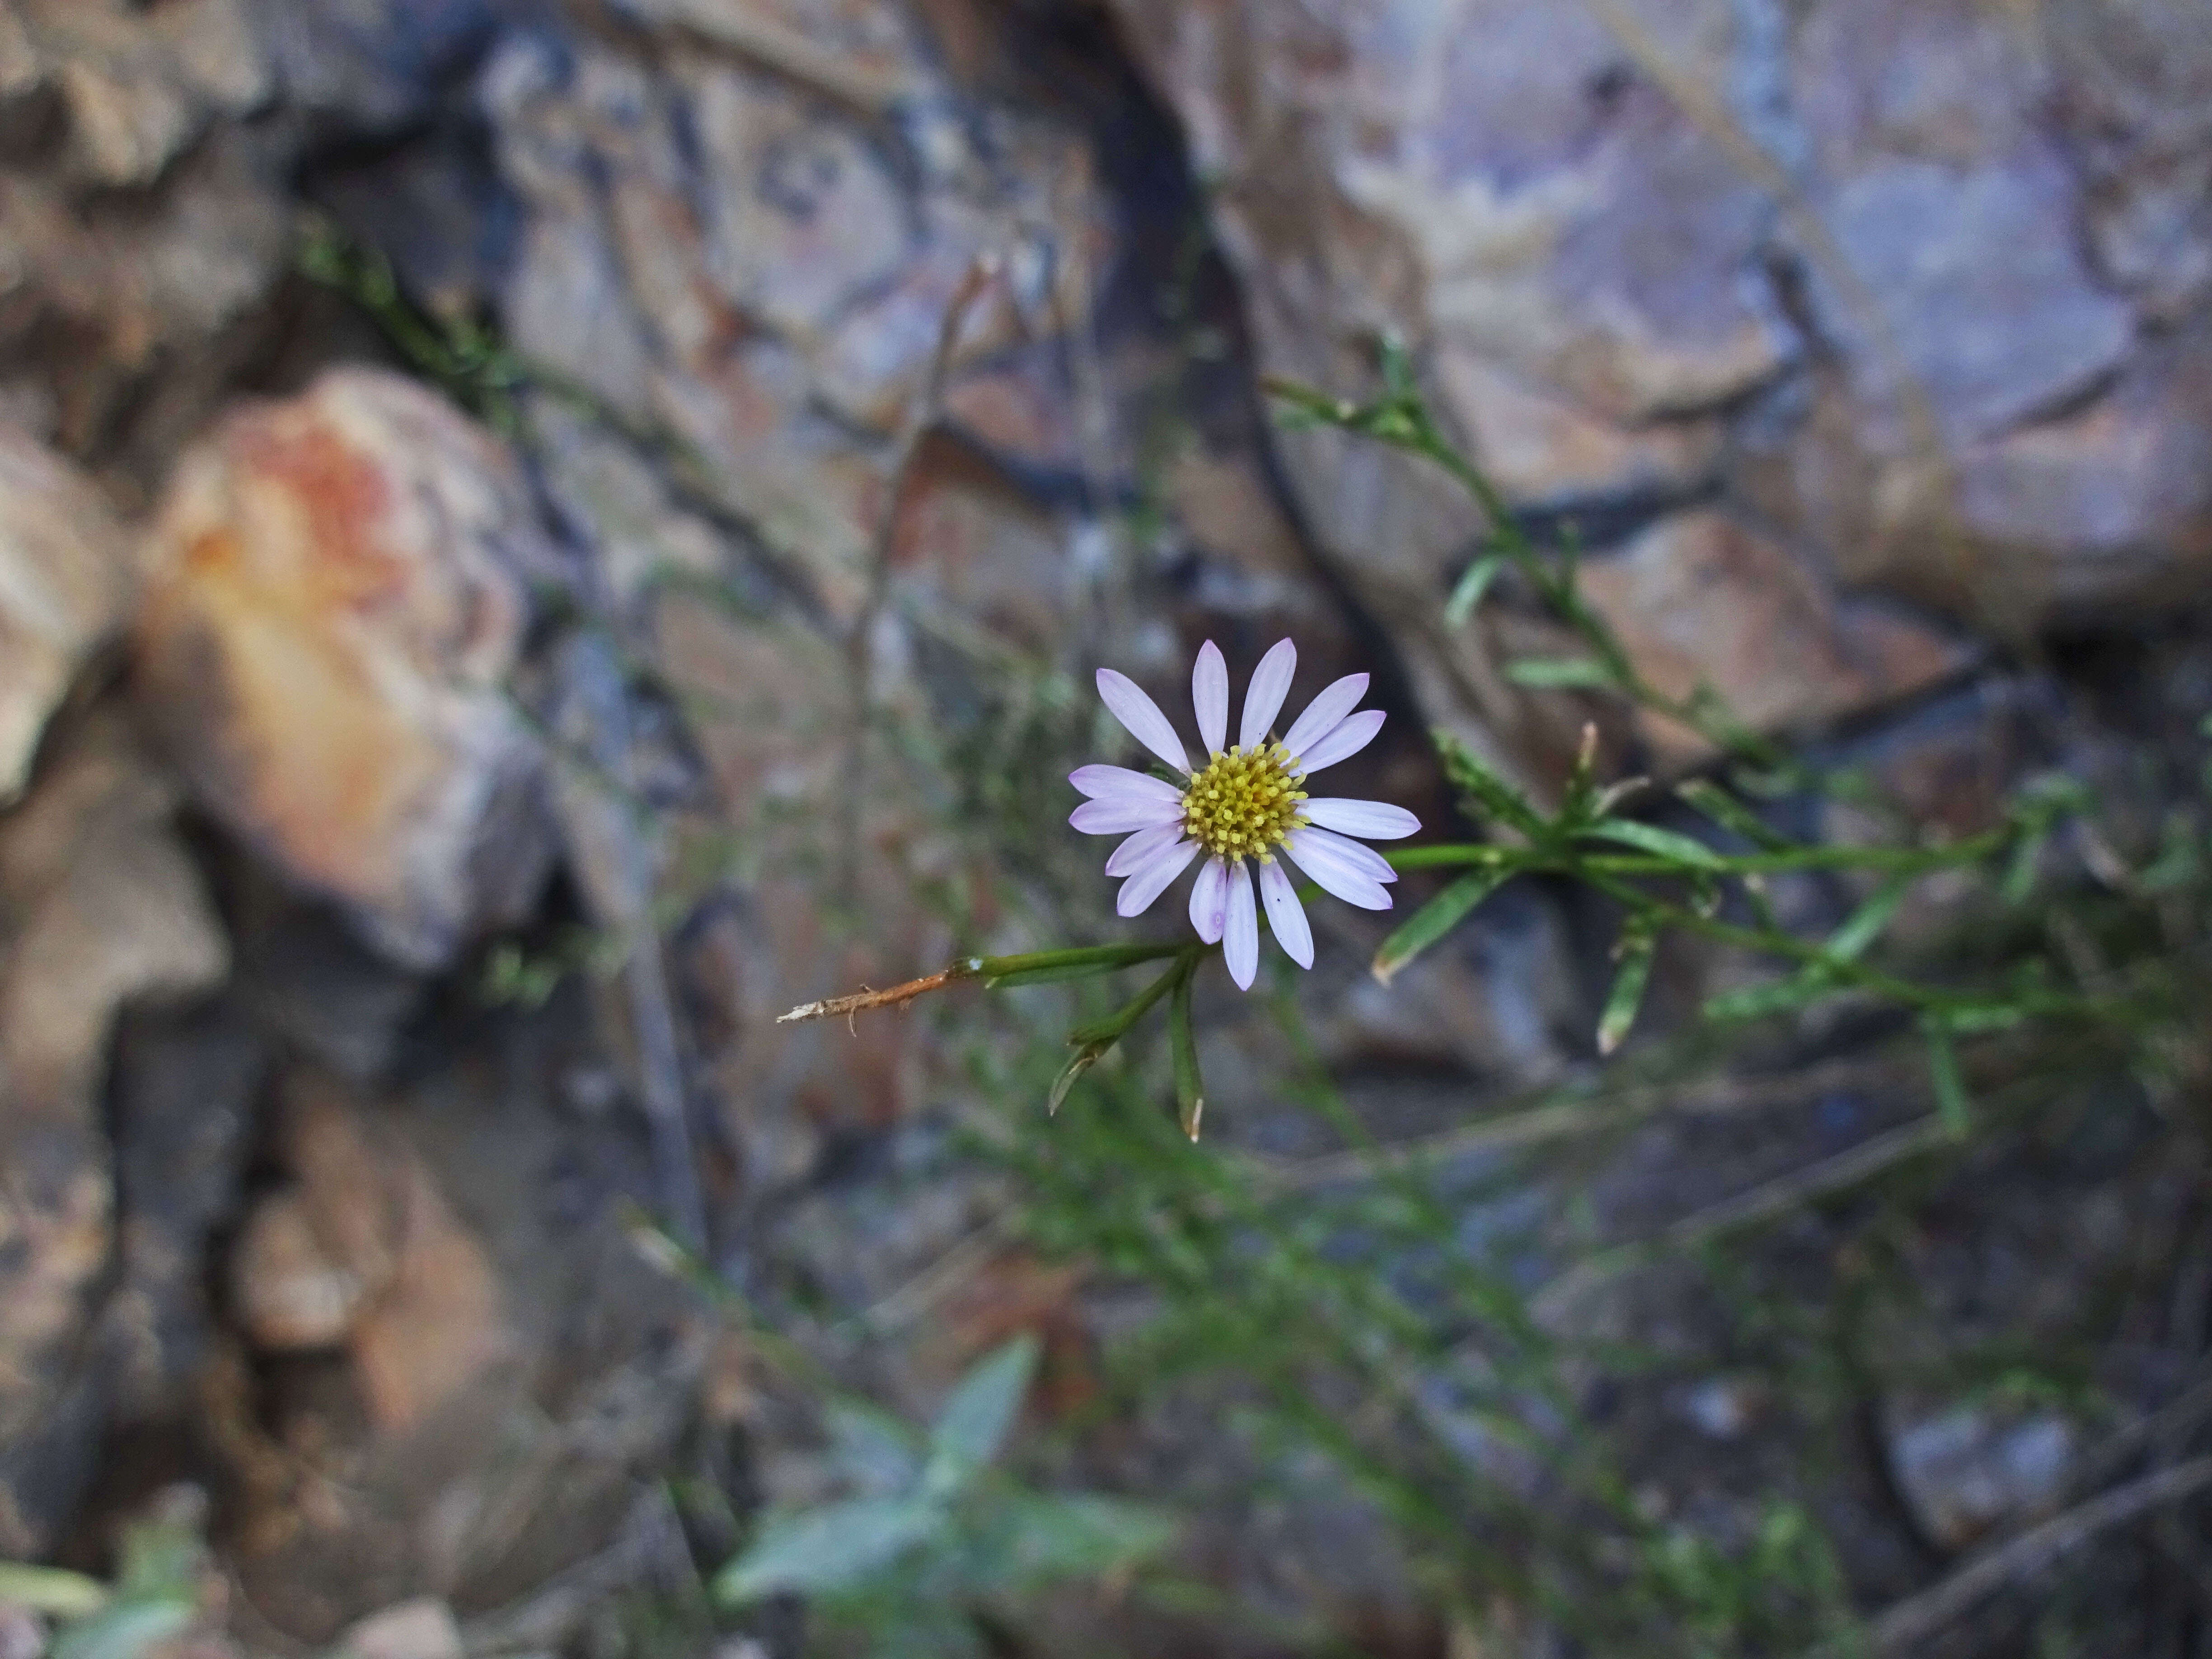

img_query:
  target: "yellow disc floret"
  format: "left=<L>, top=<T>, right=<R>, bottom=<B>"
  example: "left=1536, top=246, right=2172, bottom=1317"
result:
left=1181, top=743, right=1308, bottom=862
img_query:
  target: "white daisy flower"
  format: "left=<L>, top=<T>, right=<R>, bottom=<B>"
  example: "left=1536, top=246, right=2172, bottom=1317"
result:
left=1068, top=638, right=1420, bottom=991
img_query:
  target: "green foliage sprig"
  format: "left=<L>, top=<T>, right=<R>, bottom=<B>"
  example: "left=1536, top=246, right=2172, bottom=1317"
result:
left=1272, top=336, right=2123, bottom=1133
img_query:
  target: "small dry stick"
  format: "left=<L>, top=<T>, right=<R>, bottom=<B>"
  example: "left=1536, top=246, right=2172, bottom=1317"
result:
left=777, top=961, right=982, bottom=1027
left=1840, top=1454, right=2212, bottom=1657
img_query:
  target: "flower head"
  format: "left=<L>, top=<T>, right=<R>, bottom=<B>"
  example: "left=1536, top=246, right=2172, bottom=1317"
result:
left=1069, top=639, right=1419, bottom=990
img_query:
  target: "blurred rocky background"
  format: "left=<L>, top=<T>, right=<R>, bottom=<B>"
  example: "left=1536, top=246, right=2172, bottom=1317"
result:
left=0, top=0, right=2207, bottom=1655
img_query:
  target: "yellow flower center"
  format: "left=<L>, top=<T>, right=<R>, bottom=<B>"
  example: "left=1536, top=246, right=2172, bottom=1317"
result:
left=1181, top=743, right=1308, bottom=862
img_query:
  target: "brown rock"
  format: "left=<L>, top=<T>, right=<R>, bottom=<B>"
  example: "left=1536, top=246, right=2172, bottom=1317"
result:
left=1101, top=0, right=1800, bottom=780
left=655, top=600, right=952, bottom=1148
left=1573, top=510, right=1968, bottom=764
left=136, top=368, right=558, bottom=970
left=0, top=712, right=226, bottom=1553
left=10, top=0, right=269, bottom=187
left=0, top=423, right=132, bottom=805
left=347, top=1152, right=507, bottom=1439
left=1109, top=0, right=1791, bottom=436
left=815, top=243, right=1041, bottom=436
left=231, top=1190, right=370, bottom=1354
left=1435, top=352, right=1721, bottom=510
left=614, top=0, right=922, bottom=116
left=230, top=1074, right=508, bottom=1436
left=2048, top=0, right=2212, bottom=324
left=220, top=1039, right=698, bottom=1638
left=0, top=130, right=290, bottom=458
left=483, top=22, right=1115, bottom=624
left=1883, top=1399, right=2075, bottom=1552
left=1939, top=325, right=2212, bottom=620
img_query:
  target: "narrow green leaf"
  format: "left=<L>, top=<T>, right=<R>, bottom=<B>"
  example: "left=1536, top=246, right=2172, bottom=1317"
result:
left=2001, top=825, right=2045, bottom=905
left=927, top=1333, right=1039, bottom=1481
left=1676, top=779, right=1795, bottom=852
left=1925, top=1023, right=1970, bottom=1139
left=1434, top=731, right=1545, bottom=835
left=1578, top=820, right=1727, bottom=870
left=1825, top=876, right=1909, bottom=964
left=1597, top=929, right=1657, bottom=1056
left=713, top=1497, right=940, bottom=1605
left=1169, top=963, right=1204, bottom=1140
left=1560, top=721, right=1603, bottom=826
left=1372, top=868, right=1511, bottom=985
left=983, top=942, right=1183, bottom=988
left=1048, top=1045, right=1103, bottom=1115
left=1941, top=1002, right=2028, bottom=1034
left=1505, top=657, right=1618, bottom=692
left=1444, top=554, right=1507, bottom=628
left=1067, top=960, right=1187, bottom=1047
left=1701, top=971, right=1833, bottom=1024
left=1379, top=331, right=1419, bottom=400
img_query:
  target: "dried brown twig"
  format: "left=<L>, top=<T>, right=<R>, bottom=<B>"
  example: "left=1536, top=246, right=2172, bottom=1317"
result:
left=775, top=962, right=981, bottom=1029
left=1842, top=1456, right=2212, bottom=1657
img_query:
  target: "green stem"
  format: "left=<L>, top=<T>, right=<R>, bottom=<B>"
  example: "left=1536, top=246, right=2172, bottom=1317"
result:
left=1387, top=835, right=2011, bottom=880
left=980, top=941, right=1192, bottom=987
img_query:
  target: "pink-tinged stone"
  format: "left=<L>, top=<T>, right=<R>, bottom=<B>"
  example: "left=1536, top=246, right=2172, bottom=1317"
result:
left=1575, top=510, right=1968, bottom=765
left=136, top=368, right=557, bottom=970
left=1435, top=351, right=1721, bottom=509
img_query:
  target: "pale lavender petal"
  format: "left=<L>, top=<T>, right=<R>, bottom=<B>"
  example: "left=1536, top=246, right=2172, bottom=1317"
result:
left=1071, top=795, right=1182, bottom=835
left=1223, top=859, right=1259, bottom=989
left=1293, top=707, right=1385, bottom=773
left=1280, top=673, right=1369, bottom=759
left=1238, top=638, right=1297, bottom=750
left=1257, top=858, right=1313, bottom=969
left=1096, top=668, right=1190, bottom=773
left=1302, top=797, right=1421, bottom=839
left=1106, top=822, right=1185, bottom=877
left=1188, top=854, right=1229, bottom=943
left=1192, top=641, right=1228, bottom=755
left=1282, top=829, right=1393, bottom=911
left=1117, top=838, right=1199, bottom=917
left=1297, top=823, right=1398, bottom=883
left=1070, top=764, right=1183, bottom=804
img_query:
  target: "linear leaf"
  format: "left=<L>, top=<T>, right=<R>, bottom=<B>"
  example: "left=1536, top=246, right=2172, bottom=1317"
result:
left=1597, top=929, right=1657, bottom=1056
left=1049, top=1044, right=1107, bottom=1115
left=1676, top=779, right=1795, bottom=852
left=1445, top=554, right=1507, bottom=627
left=1373, top=868, right=1510, bottom=985
left=1579, top=820, right=1728, bottom=870
left=2001, top=825, right=2047, bottom=906
left=1170, top=964, right=1204, bottom=1140
left=1941, top=1003, right=2028, bottom=1034
left=1925, top=1024, right=1970, bottom=1139
left=983, top=942, right=1183, bottom=988
left=1434, top=731, right=1545, bottom=835
left=1505, top=656, right=1618, bottom=691
left=1825, top=876, right=1909, bottom=963
left=1701, top=971, right=1833, bottom=1024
